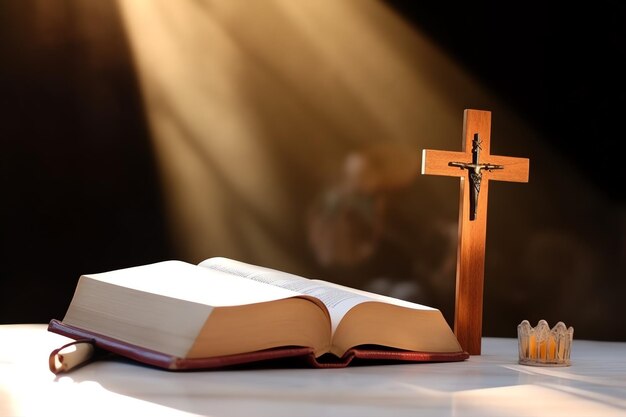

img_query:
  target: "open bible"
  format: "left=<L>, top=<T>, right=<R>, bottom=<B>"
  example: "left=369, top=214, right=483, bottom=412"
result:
left=47, top=257, right=468, bottom=373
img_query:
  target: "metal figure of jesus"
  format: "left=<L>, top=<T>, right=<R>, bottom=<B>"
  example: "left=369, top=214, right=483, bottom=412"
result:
left=448, top=134, right=503, bottom=221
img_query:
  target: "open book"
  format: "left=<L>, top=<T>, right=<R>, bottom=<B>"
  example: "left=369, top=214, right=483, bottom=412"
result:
left=47, top=257, right=468, bottom=373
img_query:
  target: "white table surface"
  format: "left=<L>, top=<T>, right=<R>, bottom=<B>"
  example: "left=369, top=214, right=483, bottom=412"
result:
left=1, top=324, right=625, bottom=417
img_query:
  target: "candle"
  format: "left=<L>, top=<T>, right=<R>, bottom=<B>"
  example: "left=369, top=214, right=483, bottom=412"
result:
left=517, top=319, right=573, bottom=367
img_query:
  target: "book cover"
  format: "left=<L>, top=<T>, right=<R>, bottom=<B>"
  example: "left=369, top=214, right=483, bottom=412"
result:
left=48, top=319, right=469, bottom=373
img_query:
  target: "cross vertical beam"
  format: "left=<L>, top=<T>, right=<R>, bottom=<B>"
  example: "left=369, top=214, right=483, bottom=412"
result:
left=421, top=109, right=529, bottom=355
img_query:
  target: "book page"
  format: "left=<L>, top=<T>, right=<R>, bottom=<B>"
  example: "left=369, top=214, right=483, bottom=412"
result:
left=199, top=257, right=434, bottom=334
left=83, top=260, right=308, bottom=307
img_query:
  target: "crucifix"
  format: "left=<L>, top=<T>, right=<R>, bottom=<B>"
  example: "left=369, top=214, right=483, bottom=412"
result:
left=421, top=109, right=530, bottom=355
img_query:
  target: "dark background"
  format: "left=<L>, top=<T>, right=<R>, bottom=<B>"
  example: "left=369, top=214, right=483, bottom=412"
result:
left=386, top=0, right=625, bottom=202
left=1, top=1, right=624, bottom=340
left=0, top=1, right=173, bottom=322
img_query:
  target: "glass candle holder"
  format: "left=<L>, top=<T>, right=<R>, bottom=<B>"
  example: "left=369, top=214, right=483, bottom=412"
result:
left=517, top=319, right=573, bottom=366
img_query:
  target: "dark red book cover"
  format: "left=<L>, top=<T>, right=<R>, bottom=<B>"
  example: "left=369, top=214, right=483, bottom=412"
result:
left=48, top=319, right=469, bottom=373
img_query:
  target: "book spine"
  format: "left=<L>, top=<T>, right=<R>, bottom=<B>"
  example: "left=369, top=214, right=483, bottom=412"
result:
left=306, top=348, right=469, bottom=367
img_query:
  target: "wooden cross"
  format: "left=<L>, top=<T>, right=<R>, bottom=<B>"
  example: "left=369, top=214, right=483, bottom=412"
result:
left=421, top=109, right=529, bottom=355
